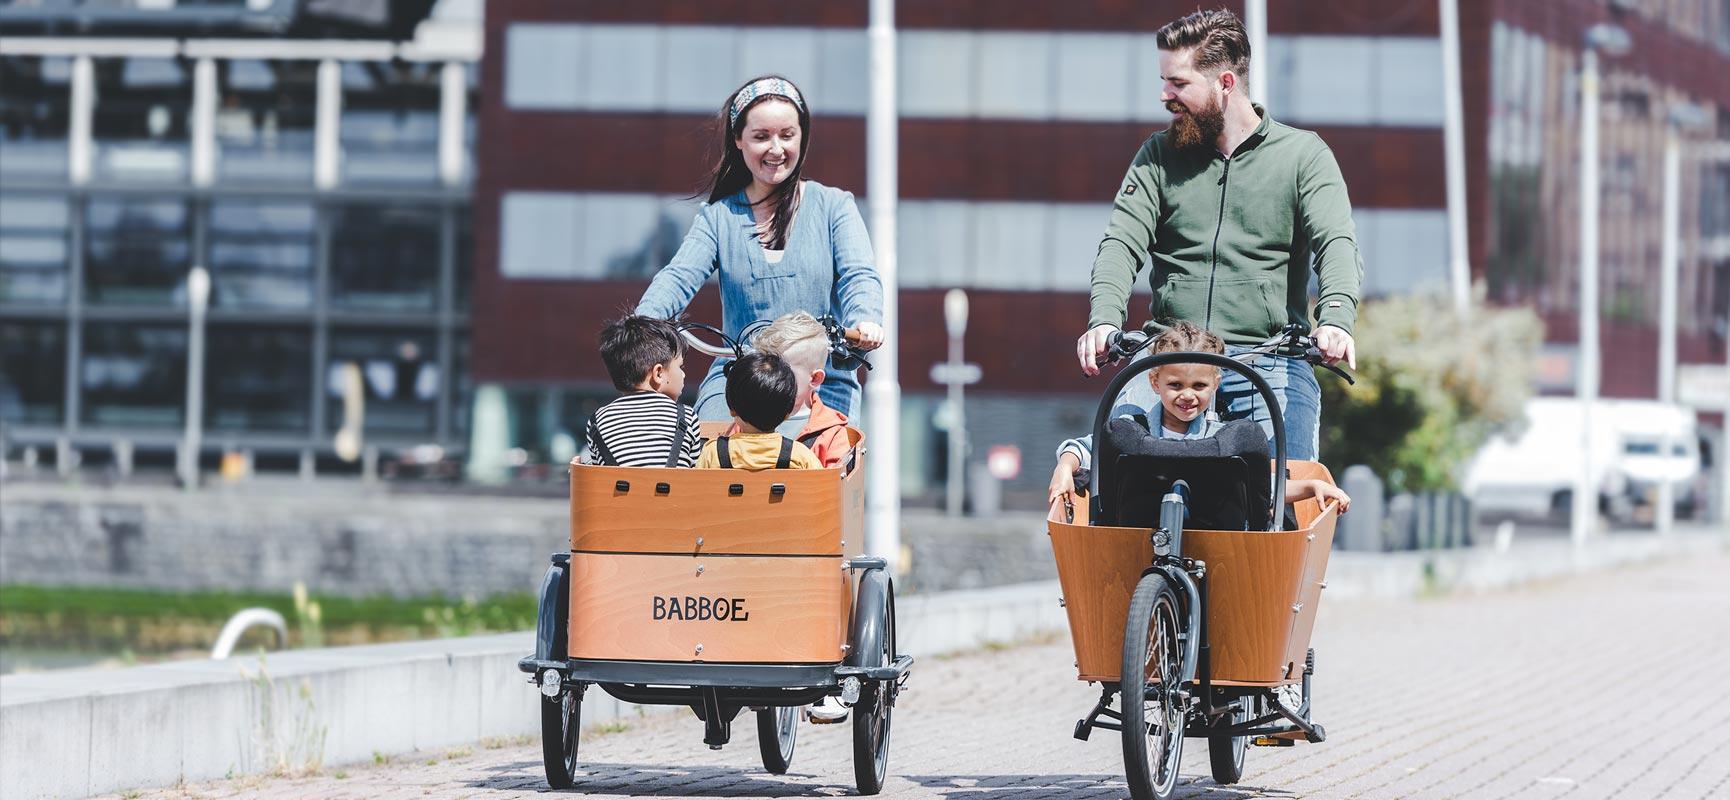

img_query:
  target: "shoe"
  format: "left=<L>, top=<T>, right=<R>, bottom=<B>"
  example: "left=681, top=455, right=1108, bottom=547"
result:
left=805, top=699, right=849, bottom=724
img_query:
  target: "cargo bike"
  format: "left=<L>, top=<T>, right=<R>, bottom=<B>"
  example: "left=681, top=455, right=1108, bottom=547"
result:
left=519, top=320, right=912, bottom=794
left=1050, top=327, right=1353, bottom=800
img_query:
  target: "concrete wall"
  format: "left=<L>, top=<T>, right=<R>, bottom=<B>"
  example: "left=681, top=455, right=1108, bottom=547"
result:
left=0, top=579, right=1070, bottom=799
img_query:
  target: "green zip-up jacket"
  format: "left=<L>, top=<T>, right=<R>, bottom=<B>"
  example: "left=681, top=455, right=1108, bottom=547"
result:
left=1089, top=106, right=1363, bottom=344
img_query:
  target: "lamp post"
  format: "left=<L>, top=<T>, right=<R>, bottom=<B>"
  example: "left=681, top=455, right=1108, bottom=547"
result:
left=943, top=289, right=969, bottom=517
left=1656, top=103, right=1709, bottom=536
left=864, top=0, right=902, bottom=568
left=180, top=266, right=211, bottom=490
left=1571, top=23, right=1629, bottom=548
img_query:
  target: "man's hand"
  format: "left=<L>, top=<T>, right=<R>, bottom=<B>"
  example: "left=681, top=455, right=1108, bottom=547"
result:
left=1313, top=325, right=1357, bottom=370
left=1075, top=324, right=1120, bottom=377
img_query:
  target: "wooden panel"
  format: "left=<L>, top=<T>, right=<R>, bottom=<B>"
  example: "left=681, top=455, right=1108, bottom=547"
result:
left=569, top=463, right=847, bottom=555
left=1047, top=513, right=1151, bottom=682
left=568, top=553, right=847, bottom=664
left=1049, top=500, right=1335, bottom=684
left=1183, top=529, right=1312, bottom=685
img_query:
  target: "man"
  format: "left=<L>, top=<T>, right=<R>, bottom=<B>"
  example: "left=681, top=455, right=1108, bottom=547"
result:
left=1075, top=8, right=1362, bottom=461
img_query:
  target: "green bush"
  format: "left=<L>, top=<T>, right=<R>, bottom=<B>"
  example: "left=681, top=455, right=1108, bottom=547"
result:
left=1318, top=292, right=1541, bottom=493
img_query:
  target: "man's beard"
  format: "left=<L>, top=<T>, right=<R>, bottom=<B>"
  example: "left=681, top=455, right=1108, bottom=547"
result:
left=1167, top=96, right=1225, bottom=151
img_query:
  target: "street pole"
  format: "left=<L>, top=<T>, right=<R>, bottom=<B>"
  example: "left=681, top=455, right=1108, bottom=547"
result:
left=1571, top=46, right=1601, bottom=549
left=180, top=266, right=211, bottom=490
left=865, top=0, right=902, bottom=570
left=944, top=290, right=968, bottom=517
left=1439, top=0, right=1472, bottom=317
left=1244, top=0, right=1267, bottom=107
left=1573, top=25, right=1630, bottom=548
left=1656, top=123, right=1680, bottom=536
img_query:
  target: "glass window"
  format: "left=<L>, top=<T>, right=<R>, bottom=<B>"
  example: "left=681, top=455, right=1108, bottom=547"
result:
left=0, top=56, right=72, bottom=181
left=0, top=194, right=71, bottom=304
left=451, top=333, right=470, bottom=439
left=976, top=32, right=1053, bottom=120
left=326, top=329, right=438, bottom=437
left=215, top=59, right=317, bottom=185
left=207, top=200, right=314, bottom=310
left=1054, top=34, right=1133, bottom=122
left=92, top=57, right=193, bottom=183
left=328, top=203, right=440, bottom=311
left=506, top=24, right=584, bottom=110
left=0, top=320, right=66, bottom=425
left=340, top=61, right=440, bottom=186
left=583, top=26, right=663, bottom=111
left=84, top=196, right=193, bottom=307
left=206, top=325, right=311, bottom=433
left=499, top=192, right=584, bottom=279
left=81, top=322, right=187, bottom=429
left=900, top=31, right=976, bottom=118
left=453, top=209, right=472, bottom=311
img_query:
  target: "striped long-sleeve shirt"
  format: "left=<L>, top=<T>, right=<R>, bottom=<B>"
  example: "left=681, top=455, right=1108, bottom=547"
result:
left=580, top=392, right=702, bottom=468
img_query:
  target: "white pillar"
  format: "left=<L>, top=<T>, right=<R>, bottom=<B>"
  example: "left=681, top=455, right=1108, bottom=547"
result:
left=944, top=290, right=969, bottom=518
left=180, top=266, right=211, bottom=490
left=1572, top=48, right=1601, bottom=548
left=69, top=55, right=94, bottom=185
left=191, top=57, right=218, bottom=187
left=865, top=0, right=902, bottom=571
left=1439, top=0, right=1472, bottom=317
left=438, top=61, right=467, bottom=187
left=1656, top=125, right=1681, bottom=536
left=1244, top=0, right=1267, bottom=107
left=315, top=58, right=342, bottom=190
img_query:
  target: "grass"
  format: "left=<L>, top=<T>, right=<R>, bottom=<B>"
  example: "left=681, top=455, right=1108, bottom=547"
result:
left=0, top=584, right=538, bottom=652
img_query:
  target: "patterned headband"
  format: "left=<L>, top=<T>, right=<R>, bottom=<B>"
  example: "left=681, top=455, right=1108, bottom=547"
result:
left=729, top=77, right=806, bottom=127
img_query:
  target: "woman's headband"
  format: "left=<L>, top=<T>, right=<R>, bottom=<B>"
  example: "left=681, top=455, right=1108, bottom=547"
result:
left=728, top=77, right=805, bottom=127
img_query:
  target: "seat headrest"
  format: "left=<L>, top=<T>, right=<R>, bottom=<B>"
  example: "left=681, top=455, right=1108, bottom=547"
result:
left=1105, top=416, right=1269, bottom=463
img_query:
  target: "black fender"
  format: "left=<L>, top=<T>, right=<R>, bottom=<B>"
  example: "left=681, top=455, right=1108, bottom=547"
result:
left=534, top=553, right=571, bottom=663
left=846, top=567, right=892, bottom=669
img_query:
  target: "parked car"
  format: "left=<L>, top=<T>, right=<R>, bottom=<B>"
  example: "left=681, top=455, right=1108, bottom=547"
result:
left=1463, top=398, right=1700, bottom=523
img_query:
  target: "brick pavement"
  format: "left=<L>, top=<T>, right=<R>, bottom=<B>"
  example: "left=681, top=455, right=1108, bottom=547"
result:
left=105, top=551, right=1730, bottom=800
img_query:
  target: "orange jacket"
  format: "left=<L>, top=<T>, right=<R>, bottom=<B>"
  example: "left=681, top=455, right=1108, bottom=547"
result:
left=723, top=395, right=852, bottom=469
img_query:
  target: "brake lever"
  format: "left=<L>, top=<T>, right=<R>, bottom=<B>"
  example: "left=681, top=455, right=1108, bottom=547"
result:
left=1318, top=360, right=1355, bottom=385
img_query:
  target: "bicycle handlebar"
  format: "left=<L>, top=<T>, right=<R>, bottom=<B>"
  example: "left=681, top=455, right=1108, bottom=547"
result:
left=1104, top=324, right=1354, bottom=385
left=676, top=318, right=876, bottom=369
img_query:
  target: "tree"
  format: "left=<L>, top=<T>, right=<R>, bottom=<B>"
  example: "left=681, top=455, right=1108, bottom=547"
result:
left=1318, top=292, right=1541, bottom=493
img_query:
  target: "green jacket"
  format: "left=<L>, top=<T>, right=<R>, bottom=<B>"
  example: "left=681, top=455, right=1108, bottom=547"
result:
left=1088, top=106, right=1363, bottom=344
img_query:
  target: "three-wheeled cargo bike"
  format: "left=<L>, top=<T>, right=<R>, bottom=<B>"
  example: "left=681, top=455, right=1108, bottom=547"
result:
left=519, top=323, right=911, bottom=794
left=1050, top=328, right=1350, bottom=800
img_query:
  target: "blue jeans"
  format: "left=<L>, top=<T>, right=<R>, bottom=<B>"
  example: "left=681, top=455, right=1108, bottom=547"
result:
left=1114, top=345, right=1321, bottom=461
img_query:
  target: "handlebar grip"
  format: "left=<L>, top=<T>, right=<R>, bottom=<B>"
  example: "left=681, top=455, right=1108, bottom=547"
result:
left=842, top=328, right=862, bottom=345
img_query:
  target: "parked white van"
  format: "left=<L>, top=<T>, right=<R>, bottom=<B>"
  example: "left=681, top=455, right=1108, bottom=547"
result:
left=1462, top=398, right=1701, bottom=522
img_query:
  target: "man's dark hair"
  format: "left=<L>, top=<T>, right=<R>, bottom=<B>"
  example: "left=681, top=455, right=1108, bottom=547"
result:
left=1156, top=8, right=1251, bottom=81
left=725, top=352, right=797, bottom=432
left=598, top=315, right=683, bottom=392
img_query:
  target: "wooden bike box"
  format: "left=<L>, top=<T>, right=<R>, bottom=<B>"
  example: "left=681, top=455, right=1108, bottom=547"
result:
left=566, top=432, right=865, bottom=665
left=1048, top=462, right=1338, bottom=686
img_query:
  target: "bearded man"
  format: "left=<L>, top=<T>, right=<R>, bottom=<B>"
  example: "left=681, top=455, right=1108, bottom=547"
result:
left=1074, top=7, right=1365, bottom=461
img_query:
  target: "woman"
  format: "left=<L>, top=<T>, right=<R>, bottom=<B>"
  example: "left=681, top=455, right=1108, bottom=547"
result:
left=636, top=75, right=884, bottom=422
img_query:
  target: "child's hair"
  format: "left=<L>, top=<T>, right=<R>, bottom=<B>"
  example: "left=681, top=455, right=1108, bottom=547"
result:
left=597, top=315, right=683, bottom=392
left=726, top=352, right=798, bottom=432
left=1151, top=319, right=1226, bottom=356
left=751, top=311, right=829, bottom=374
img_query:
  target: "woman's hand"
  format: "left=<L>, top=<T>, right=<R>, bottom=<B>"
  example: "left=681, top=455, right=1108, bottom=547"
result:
left=1048, top=452, right=1083, bottom=506
left=852, top=321, right=885, bottom=350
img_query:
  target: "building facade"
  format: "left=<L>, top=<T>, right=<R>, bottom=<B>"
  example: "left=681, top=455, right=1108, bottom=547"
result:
left=468, top=0, right=1728, bottom=499
left=0, top=0, right=481, bottom=475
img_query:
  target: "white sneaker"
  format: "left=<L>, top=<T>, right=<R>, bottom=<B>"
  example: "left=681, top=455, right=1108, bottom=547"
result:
left=805, top=699, right=849, bottom=724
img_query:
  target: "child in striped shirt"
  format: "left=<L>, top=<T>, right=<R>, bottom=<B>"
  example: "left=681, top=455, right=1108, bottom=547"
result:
left=580, top=316, right=702, bottom=468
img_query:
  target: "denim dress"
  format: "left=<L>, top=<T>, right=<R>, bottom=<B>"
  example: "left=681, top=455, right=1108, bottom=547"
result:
left=636, top=181, right=884, bottom=421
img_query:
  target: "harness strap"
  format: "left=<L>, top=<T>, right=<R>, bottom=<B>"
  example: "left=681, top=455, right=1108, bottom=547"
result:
left=775, top=436, right=793, bottom=470
left=664, top=402, right=689, bottom=467
left=797, top=429, right=824, bottom=450
left=715, top=435, right=733, bottom=470
left=589, top=420, right=619, bottom=467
